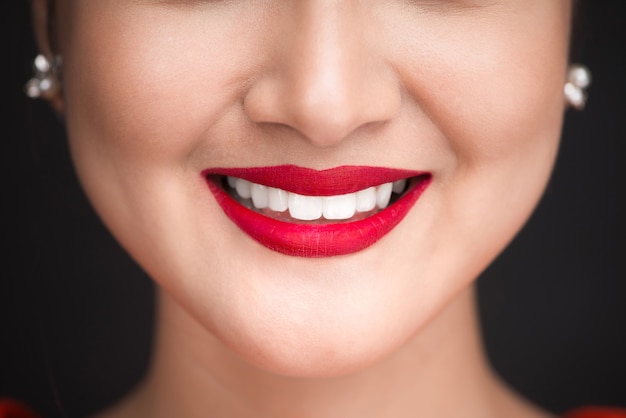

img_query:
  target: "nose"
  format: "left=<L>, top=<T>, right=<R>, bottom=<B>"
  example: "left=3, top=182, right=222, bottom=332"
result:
left=243, top=1, right=401, bottom=148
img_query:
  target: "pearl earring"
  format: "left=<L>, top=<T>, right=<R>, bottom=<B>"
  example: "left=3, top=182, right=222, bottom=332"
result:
left=25, top=54, right=62, bottom=99
left=564, top=64, right=591, bottom=110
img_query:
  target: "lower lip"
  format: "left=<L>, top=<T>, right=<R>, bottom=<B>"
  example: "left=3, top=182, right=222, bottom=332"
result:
left=204, top=175, right=431, bottom=258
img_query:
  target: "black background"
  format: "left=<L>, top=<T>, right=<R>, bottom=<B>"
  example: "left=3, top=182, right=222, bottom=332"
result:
left=2, top=2, right=625, bottom=417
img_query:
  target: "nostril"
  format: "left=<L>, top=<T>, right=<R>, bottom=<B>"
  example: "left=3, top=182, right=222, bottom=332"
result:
left=243, top=71, right=401, bottom=148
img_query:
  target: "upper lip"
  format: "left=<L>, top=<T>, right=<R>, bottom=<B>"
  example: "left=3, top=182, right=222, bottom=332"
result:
left=201, top=165, right=428, bottom=196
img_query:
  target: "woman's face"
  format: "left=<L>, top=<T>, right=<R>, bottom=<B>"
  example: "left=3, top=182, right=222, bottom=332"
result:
left=50, top=0, right=571, bottom=376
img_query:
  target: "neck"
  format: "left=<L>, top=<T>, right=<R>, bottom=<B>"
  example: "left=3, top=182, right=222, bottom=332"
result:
left=105, top=286, right=547, bottom=418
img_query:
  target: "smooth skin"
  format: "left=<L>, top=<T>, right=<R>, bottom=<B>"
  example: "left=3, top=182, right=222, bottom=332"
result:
left=33, top=0, right=571, bottom=417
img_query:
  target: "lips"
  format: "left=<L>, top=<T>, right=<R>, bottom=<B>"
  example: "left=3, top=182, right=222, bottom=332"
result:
left=202, top=166, right=431, bottom=258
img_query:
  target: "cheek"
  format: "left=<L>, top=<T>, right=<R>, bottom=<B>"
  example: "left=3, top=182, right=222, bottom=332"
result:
left=56, top=8, right=232, bottom=288
left=385, top=4, right=571, bottom=284
left=60, top=3, right=273, bottom=173
left=58, top=4, right=267, bottom=248
left=64, top=14, right=217, bottom=164
left=397, top=4, right=571, bottom=160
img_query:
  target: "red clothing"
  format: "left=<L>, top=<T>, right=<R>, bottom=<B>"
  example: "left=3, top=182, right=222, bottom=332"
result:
left=0, top=400, right=40, bottom=418
left=1, top=398, right=625, bottom=418
left=564, top=407, right=626, bottom=418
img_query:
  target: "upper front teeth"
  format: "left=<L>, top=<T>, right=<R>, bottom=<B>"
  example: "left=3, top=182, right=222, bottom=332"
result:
left=227, top=177, right=407, bottom=221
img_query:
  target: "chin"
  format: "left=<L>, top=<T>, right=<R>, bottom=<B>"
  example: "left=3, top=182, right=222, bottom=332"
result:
left=186, top=248, right=435, bottom=380
left=217, top=314, right=410, bottom=379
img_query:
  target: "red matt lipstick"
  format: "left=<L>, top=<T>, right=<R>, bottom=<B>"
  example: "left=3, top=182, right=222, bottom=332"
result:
left=202, top=166, right=431, bottom=258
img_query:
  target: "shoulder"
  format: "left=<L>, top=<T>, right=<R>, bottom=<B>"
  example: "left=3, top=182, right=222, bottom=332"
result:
left=564, top=407, right=626, bottom=418
left=0, top=400, right=41, bottom=418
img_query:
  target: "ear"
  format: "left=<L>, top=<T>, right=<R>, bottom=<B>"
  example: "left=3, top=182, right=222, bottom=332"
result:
left=32, top=0, right=52, bottom=56
left=31, top=0, right=64, bottom=112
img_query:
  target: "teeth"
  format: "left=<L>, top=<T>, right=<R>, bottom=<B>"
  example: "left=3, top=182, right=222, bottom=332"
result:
left=251, top=183, right=269, bottom=209
left=226, top=176, right=408, bottom=221
left=355, top=187, right=377, bottom=212
left=268, top=187, right=289, bottom=212
left=323, top=193, right=356, bottom=220
left=392, top=179, right=407, bottom=194
left=376, top=182, right=393, bottom=209
left=235, top=179, right=252, bottom=200
left=289, top=193, right=324, bottom=221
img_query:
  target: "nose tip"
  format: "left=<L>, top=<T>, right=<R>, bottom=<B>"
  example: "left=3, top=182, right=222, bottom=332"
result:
left=243, top=3, right=401, bottom=148
left=244, top=73, right=400, bottom=147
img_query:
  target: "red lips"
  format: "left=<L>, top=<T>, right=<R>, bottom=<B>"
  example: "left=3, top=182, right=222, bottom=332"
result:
left=202, top=166, right=431, bottom=257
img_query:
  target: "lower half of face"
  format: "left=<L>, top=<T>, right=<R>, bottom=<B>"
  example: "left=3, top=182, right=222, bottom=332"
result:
left=56, top=0, right=571, bottom=377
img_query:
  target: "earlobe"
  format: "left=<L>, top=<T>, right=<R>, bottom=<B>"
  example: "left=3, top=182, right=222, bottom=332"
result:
left=29, top=0, right=64, bottom=112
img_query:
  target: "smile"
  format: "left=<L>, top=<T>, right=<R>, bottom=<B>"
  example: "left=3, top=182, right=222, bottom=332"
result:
left=202, top=166, right=431, bottom=257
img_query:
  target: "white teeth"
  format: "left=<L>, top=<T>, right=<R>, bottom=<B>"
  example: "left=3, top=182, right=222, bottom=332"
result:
left=355, top=187, right=376, bottom=212
left=268, top=187, right=289, bottom=212
left=323, top=193, right=356, bottom=220
left=226, top=176, right=408, bottom=221
left=376, top=182, right=393, bottom=209
left=235, top=179, right=252, bottom=199
left=251, top=183, right=269, bottom=209
left=288, top=193, right=324, bottom=221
